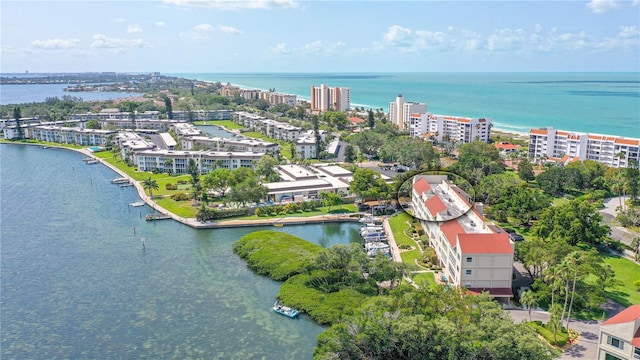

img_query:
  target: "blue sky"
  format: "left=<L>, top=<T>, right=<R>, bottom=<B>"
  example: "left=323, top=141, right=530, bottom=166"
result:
left=1, top=0, right=639, bottom=73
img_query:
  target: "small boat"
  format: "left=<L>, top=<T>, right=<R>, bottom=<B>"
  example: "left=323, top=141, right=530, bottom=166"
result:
left=112, top=177, right=129, bottom=184
left=273, top=301, right=299, bottom=318
left=130, top=201, right=145, bottom=207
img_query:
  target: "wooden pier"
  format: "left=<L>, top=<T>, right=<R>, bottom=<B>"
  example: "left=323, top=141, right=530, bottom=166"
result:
left=146, top=213, right=172, bottom=221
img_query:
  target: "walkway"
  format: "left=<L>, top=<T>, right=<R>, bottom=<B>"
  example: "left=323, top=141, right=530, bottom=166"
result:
left=507, top=309, right=601, bottom=359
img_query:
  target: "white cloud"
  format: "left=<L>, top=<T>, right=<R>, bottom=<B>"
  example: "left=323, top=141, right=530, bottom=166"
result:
left=179, top=24, right=241, bottom=41
left=31, top=38, right=80, bottom=50
left=180, top=23, right=215, bottom=41
left=156, top=21, right=167, bottom=27
left=270, top=42, right=289, bottom=54
left=618, top=26, right=640, bottom=39
left=163, top=0, right=298, bottom=10
left=114, top=18, right=126, bottom=23
left=219, top=25, right=241, bottom=34
left=585, top=0, right=622, bottom=13
left=301, top=40, right=345, bottom=55
left=91, top=34, right=150, bottom=50
left=383, top=25, right=412, bottom=44
left=127, top=25, right=143, bottom=34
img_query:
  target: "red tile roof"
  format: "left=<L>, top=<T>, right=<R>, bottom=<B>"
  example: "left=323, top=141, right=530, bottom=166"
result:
left=457, top=233, right=513, bottom=254
left=466, top=287, right=513, bottom=297
left=413, top=177, right=431, bottom=195
left=494, top=142, right=520, bottom=151
left=602, top=304, right=640, bottom=326
left=425, top=196, right=447, bottom=216
left=530, top=129, right=548, bottom=135
left=349, top=117, right=365, bottom=124
left=440, top=219, right=466, bottom=247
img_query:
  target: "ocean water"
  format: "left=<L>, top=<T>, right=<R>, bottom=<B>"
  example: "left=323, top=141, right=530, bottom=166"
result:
left=173, top=72, right=640, bottom=137
left=0, top=144, right=361, bottom=359
left=0, top=83, right=143, bottom=105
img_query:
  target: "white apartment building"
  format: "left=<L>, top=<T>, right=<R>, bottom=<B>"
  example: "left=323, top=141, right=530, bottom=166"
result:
left=171, top=110, right=233, bottom=122
left=182, top=135, right=279, bottom=155
left=529, top=127, right=640, bottom=168
left=310, top=84, right=351, bottom=112
left=259, top=92, right=297, bottom=107
left=597, top=304, right=640, bottom=360
left=30, top=125, right=116, bottom=146
left=388, top=94, right=428, bottom=131
left=423, top=115, right=492, bottom=143
left=233, top=112, right=303, bottom=142
left=135, top=149, right=263, bottom=174
left=412, top=174, right=513, bottom=297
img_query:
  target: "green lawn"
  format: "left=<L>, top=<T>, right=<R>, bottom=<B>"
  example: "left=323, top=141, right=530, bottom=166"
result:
left=412, top=272, right=436, bottom=287
left=388, top=212, right=426, bottom=268
left=205, top=120, right=245, bottom=130
left=601, top=254, right=640, bottom=307
left=241, top=131, right=277, bottom=142
left=234, top=204, right=358, bottom=221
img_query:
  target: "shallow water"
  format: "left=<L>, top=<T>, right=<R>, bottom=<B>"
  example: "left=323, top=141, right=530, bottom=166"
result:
left=0, top=144, right=360, bottom=359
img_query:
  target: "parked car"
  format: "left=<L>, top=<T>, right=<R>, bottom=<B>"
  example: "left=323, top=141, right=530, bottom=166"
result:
left=502, top=227, right=516, bottom=234
left=357, top=203, right=371, bottom=211
left=509, top=233, right=525, bottom=242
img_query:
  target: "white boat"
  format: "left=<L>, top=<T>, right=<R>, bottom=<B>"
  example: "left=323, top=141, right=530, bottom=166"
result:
left=112, top=177, right=129, bottom=184
left=130, top=201, right=145, bottom=207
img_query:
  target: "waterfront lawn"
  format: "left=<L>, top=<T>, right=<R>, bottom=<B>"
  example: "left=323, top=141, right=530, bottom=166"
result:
left=600, top=254, right=640, bottom=307
left=154, top=197, right=198, bottom=218
left=389, top=212, right=423, bottom=265
left=233, top=204, right=358, bottom=221
left=242, top=131, right=276, bottom=142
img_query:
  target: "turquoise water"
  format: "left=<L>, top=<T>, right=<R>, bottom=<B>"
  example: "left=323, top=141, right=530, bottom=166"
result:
left=173, top=72, right=640, bottom=137
left=0, top=83, right=143, bottom=105
left=0, top=144, right=361, bottom=359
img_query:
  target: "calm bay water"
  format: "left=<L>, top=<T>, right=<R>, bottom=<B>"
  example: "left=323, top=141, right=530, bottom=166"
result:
left=174, top=72, right=640, bottom=137
left=0, top=83, right=143, bottom=105
left=0, top=144, right=361, bottom=359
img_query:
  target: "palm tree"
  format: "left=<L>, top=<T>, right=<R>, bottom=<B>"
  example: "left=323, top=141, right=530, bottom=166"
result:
left=520, top=290, right=538, bottom=321
left=142, top=177, right=159, bottom=198
left=632, top=237, right=640, bottom=262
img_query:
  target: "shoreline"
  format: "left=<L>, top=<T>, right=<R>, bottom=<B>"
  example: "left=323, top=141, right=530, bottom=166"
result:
left=1, top=141, right=362, bottom=229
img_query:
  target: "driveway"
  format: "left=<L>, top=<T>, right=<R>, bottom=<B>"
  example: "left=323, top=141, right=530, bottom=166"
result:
left=507, top=309, right=601, bottom=359
left=600, top=196, right=638, bottom=248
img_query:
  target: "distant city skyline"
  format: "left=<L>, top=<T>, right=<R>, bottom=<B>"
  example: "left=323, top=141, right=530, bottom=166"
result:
left=1, top=0, right=639, bottom=73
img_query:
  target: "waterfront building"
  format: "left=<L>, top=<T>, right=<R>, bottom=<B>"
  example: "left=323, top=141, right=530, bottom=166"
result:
left=528, top=127, right=640, bottom=168
left=423, top=115, right=492, bottom=143
left=259, top=92, right=297, bottom=107
left=412, top=174, right=513, bottom=297
left=233, top=111, right=302, bottom=142
left=171, top=110, right=233, bottom=122
left=264, top=164, right=352, bottom=202
left=117, top=132, right=155, bottom=161
left=219, top=84, right=241, bottom=97
left=597, top=304, right=640, bottom=360
left=30, top=125, right=116, bottom=146
left=310, top=84, right=351, bottom=112
left=388, top=95, right=427, bottom=131
left=135, top=149, right=263, bottom=174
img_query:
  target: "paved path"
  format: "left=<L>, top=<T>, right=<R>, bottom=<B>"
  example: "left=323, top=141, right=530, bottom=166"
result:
left=507, top=309, right=601, bottom=359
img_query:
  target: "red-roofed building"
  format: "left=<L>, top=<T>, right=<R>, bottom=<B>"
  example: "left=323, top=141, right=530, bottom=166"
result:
left=412, top=175, right=514, bottom=297
left=598, top=304, right=640, bottom=360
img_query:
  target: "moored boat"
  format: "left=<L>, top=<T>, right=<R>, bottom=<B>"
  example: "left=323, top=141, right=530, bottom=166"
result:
left=130, top=201, right=145, bottom=207
left=273, top=301, right=299, bottom=318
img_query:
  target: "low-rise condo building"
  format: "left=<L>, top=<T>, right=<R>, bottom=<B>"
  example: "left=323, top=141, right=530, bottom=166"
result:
left=171, top=110, right=233, bottom=122
left=30, top=125, right=116, bottom=146
left=597, top=304, right=640, bottom=360
left=412, top=174, right=513, bottom=297
left=135, top=149, right=263, bottom=174
left=422, top=114, right=492, bottom=143
left=529, top=127, right=640, bottom=168
left=182, top=135, right=278, bottom=155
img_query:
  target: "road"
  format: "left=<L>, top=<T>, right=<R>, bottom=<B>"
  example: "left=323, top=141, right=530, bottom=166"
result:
left=507, top=309, right=601, bottom=359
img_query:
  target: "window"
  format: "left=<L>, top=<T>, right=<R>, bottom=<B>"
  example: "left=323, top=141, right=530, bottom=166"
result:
left=634, top=347, right=640, bottom=360
left=605, top=353, right=623, bottom=360
left=465, top=269, right=472, bottom=275
left=607, top=336, right=624, bottom=350
left=466, top=257, right=472, bottom=263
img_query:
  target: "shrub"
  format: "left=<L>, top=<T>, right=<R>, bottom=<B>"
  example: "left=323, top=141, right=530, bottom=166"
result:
left=528, top=321, right=568, bottom=347
left=634, top=279, right=640, bottom=292
left=165, top=183, right=177, bottom=190
left=197, top=208, right=249, bottom=221
left=170, top=192, right=191, bottom=201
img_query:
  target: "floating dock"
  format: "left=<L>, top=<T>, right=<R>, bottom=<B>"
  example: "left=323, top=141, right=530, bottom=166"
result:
left=146, top=213, right=172, bottom=221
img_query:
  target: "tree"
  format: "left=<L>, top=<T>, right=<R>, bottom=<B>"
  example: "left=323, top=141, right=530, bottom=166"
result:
left=349, top=168, right=391, bottom=201
left=312, top=115, right=322, bottom=159
left=367, top=109, right=375, bottom=129
left=85, top=119, right=101, bottom=129
left=626, top=159, right=639, bottom=204
left=256, top=155, right=280, bottom=182
left=323, top=111, right=349, bottom=131
left=344, top=144, right=356, bottom=163
left=162, top=94, right=173, bottom=119
left=229, top=177, right=268, bottom=207
left=142, top=177, right=159, bottom=197
left=518, top=158, right=535, bottom=181
left=13, top=107, right=24, bottom=139
left=121, top=101, right=138, bottom=129
left=320, top=192, right=343, bottom=212
left=548, top=303, right=563, bottom=343
left=204, top=168, right=231, bottom=198
left=520, top=290, right=538, bottom=322
left=533, top=199, right=610, bottom=246
left=632, top=237, right=640, bottom=262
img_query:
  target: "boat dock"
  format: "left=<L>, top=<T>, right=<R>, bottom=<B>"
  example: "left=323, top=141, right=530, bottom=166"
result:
left=146, top=213, right=172, bottom=221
